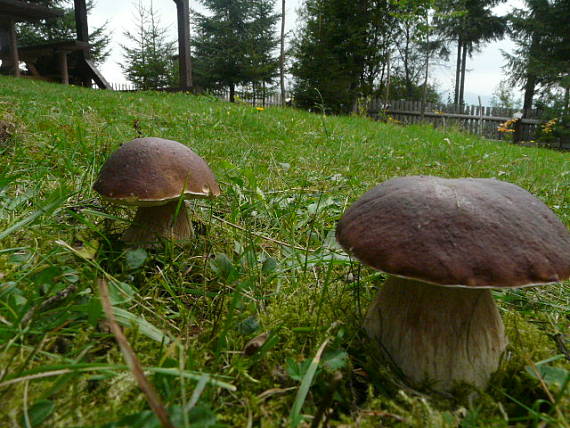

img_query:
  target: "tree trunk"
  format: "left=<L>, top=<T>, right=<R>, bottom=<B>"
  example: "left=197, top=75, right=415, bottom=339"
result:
left=404, top=24, right=413, bottom=99
left=420, top=13, right=430, bottom=120
left=383, top=51, right=391, bottom=108
left=229, top=84, right=235, bottom=103
left=174, top=0, right=192, bottom=90
left=454, top=39, right=462, bottom=109
left=459, top=43, right=468, bottom=111
left=514, top=73, right=536, bottom=143
left=564, top=82, right=570, bottom=115
left=280, top=0, right=286, bottom=106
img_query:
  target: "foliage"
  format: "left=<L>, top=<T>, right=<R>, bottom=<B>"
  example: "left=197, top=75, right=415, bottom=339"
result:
left=120, top=1, right=177, bottom=90
left=0, top=76, right=569, bottom=427
left=16, top=0, right=111, bottom=65
left=504, top=0, right=570, bottom=141
left=192, top=0, right=280, bottom=101
left=290, top=0, right=397, bottom=114
left=490, top=80, right=522, bottom=109
left=534, top=91, right=570, bottom=146
left=389, top=1, right=446, bottom=104
left=435, top=0, right=507, bottom=107
left=379, top=76, right=441, bottom=103
left=506, top=0, right=570, bottom=92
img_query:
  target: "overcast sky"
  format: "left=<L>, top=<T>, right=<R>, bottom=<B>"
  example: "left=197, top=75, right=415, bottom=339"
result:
left=89, top=0, right=525, bottom=105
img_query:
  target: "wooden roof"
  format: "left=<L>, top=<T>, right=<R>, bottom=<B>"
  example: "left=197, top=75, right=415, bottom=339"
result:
left=0, top=0, right=64, bottom=20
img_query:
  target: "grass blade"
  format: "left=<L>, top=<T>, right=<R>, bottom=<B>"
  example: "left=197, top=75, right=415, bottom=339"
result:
left=98, top=278, right=175, bottom=428
left=289, top=337, right=330, bottom=428
left=0, top=364, right=236, bottom=391
left=0, top=186, right=69, bottom=241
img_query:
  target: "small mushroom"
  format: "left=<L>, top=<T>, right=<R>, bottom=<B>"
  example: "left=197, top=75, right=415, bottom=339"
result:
left=93, top=137, right=220, bottom=245
left=336, top=176, right=570, bottom=391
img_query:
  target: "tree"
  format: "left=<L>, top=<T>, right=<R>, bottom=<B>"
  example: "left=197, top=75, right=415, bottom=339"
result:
left=490, top=80, right=521, bottom=109
left=120, top=1, right=177, bottom=90
left=392, top=1, right=436, bottom=100
left=279, top=0, right=286, bottom=105
left=290, top=0, right=397, bottom=113
left=16, top=0, right=110, bottom=65
left=504, top=0, right=570, bottom=141
left=389, top=1, right=447, bottom=116
left=192, top=0, right=280, bottom=102
left=436, top=0, right=506, bottom=109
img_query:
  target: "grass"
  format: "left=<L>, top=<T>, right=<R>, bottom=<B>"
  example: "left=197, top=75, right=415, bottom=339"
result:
left=0, top=75, right=568, bottom=427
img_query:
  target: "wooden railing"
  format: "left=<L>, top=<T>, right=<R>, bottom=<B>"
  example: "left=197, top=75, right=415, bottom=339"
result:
left=369, top=99, right=542, bottom=141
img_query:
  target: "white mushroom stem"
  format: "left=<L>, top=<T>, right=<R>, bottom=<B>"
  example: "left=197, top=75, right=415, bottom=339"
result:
left=364, top=276, right=506, bottom=391
left=123, top=200, right=193, bottom=245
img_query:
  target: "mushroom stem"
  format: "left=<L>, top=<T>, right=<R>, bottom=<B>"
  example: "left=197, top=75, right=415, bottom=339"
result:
left=364, top=276, right=506, bottom=391
left=123, top=201, right=193, bottom=245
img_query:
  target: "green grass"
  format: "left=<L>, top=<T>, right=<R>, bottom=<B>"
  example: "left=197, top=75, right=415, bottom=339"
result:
left=0, top=76, right=569, bottom=427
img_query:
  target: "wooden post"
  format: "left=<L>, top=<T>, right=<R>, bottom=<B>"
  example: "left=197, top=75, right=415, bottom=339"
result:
left=10, top=21, right=19, bottom=76
left=0, top=18, right=20, bottom=77
left=478, top=96, right=483, bottom=136
left=73, top=0, right=92, bottom=86
left=74, top=0, right=89, bottom=45
left=58, top=51, right=69, bottom=84
left=174, top=0, right=192, bottom=90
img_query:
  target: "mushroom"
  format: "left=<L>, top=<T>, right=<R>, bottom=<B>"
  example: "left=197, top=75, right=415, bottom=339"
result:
left=93, top=137, right=220, bottom=245
left=336, top=176, right=570, bottom=391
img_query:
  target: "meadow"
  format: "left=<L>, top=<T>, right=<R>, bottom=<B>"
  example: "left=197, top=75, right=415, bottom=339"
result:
left=0, top=76, right=568, bottom=427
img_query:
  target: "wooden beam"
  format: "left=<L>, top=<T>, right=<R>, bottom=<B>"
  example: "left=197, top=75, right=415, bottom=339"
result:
left=173, top=0, right=192, bottom=90
left=0, top=0, right=64, bottom=20
left=84, top=58, right=111, bottom=89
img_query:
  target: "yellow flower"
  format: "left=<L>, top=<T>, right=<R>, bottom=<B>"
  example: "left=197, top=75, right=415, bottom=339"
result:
left=255, top=107, right=265, bottom=112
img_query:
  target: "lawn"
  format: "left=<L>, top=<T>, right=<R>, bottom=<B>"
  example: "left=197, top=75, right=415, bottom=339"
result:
left=0, top=76, right=568, bottom=427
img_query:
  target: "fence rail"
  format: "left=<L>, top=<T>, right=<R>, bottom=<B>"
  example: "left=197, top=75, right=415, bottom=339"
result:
left=369, top=99, right=542, bottom=141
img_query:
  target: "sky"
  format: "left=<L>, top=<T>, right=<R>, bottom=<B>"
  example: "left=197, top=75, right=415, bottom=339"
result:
left=89, top=0, right=526, bottom=105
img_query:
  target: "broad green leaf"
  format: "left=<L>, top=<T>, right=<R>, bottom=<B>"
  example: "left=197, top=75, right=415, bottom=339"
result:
left=210, top=253, right=235, bottom=281
left=321, top=349, right=348, bottom=372
left=526, top=364, right=569, bottom=388
left=125, top=248, right=148, bottom=270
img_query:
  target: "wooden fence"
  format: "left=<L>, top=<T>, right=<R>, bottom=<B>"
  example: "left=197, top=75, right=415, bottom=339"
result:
left=213, top=89, right=289, bottom=107
left=102, top=83, right=549, bottom=143
left=105, top=83, right=290, bottom=106
left=369, top=99, right=542, bottom=141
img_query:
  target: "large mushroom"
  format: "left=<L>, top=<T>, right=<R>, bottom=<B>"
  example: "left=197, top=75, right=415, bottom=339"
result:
left=93, top=137, right=220, bottom=245
left=336, top=176, right=570, bottom=391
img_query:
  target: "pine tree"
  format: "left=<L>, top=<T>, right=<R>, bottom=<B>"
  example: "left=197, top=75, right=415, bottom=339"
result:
left=192, top=0, right=280, bottom=102
left=435, top=0, right=506, bottom=109
left=504, top=0, right=570, bottom=141
left=290, top=0, right=396, bottom=113
left=120, top=1, right=177, bottom=90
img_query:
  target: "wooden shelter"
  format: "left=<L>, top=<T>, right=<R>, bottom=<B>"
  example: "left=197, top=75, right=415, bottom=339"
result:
left=0, top=0, right=110, bottom=88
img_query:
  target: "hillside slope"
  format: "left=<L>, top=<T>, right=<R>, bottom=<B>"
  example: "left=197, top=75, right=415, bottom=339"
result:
left=0, top=76, right=568, bottom=427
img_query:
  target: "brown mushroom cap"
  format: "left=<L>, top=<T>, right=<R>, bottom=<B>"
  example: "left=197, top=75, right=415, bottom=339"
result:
left=93, top=137, right=220, bottom=206
left=336, top=176, right=570, bottom=288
